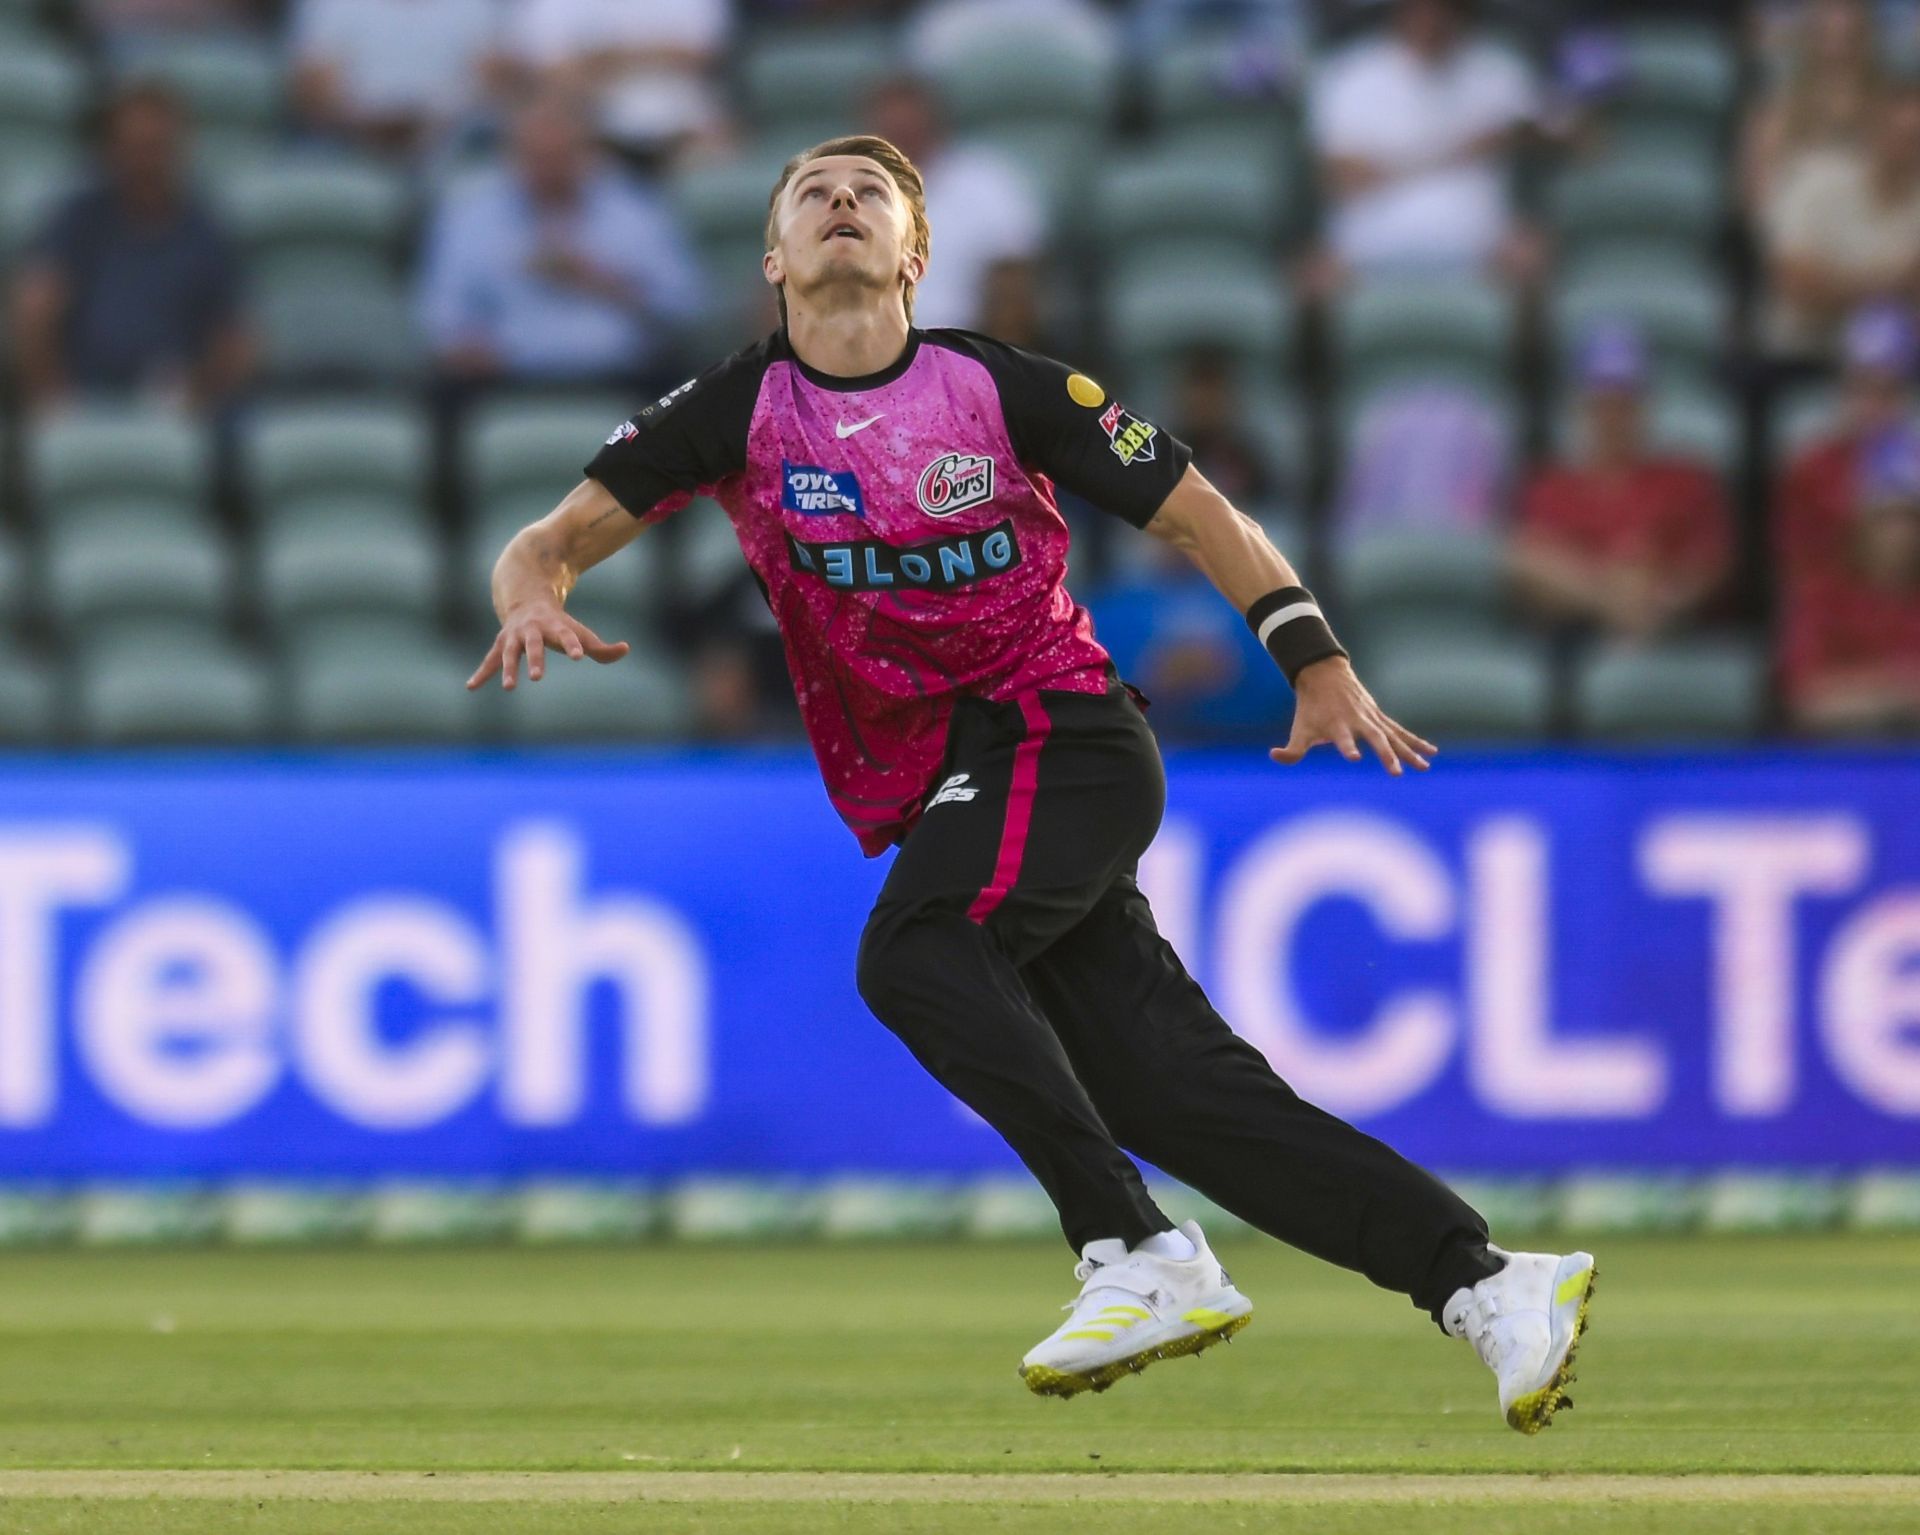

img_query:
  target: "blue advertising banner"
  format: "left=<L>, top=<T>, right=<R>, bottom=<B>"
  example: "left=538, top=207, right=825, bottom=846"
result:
left=0, top=749, right=1916, bottom=1178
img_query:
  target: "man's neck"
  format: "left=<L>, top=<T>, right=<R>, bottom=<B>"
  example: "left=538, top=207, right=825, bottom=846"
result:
left=785, top=301, right=911, bottom=379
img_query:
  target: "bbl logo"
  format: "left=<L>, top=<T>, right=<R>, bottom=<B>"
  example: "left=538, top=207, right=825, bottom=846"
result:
left=604, top=420, right=639, bottom=446
left=916, top=452, right=995, bottom=517
left=1099, top=402, right=1158, bottom=466
left=782, top=461, right=866, bottom=518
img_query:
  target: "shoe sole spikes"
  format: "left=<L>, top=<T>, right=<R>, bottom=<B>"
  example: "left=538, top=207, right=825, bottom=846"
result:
left=1019, top=1313, right=1252, bottom=1399
left=1505, top=1263, right=1598, bottom=1435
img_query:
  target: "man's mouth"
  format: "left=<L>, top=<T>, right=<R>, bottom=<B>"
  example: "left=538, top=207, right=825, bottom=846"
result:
left=824, top=222, right=865, bottom=242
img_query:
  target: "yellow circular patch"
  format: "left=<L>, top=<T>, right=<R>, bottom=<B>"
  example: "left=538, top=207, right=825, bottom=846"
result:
left=1066, top=373, right=1106, bottom=408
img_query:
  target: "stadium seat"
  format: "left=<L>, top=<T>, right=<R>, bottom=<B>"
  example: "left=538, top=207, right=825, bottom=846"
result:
left=258, top=511, right=442, bottom=630
left=1142, top=31, right=1299, bottom=130
left=44, top=516, right=233, bottom=631
left=1369, top=634, right=1553, bottom=742
left=1089, top=154, right=1282, bottom=252
left=1615, top=23, right=1739, bottom=129
left=462, top=504, right=661, bottom=625
left=0, top=530, right=22, bottom=630
left=1772, top=383, right=1844, bottom=464
left=499, top=638, right=695, bottom=742
left=462, top=396, right=635, bottom=525
left=1154, top=121, right=1300, bottom=215
left=738, top=26, right=896, bottom=140
left=75, top=623, right=275, bottom=744
left=224, top=160, right=411, bottom=281
left=1551, top=385, right=1742, bottom=475
left=1332, top=277, right=1513, bottom=396
left=0, top=41, right=87, bottom=174
left=27, top=407, right=212, bottom=524
left=1549, top=156, right=1723, bottom=268
left=0, top=656, right=56, bottom=745
left=930, top=32, right=1118, bottom=133
left=286, top=622, right=486, bottom=743
left=0, top=161, right=76, bottom=265
left=1574, top=635, right=1766, bottom=742
left=1551, top=264, right=1730, bottom=389
left=244, top=399, right=432, bottom=521
left=1104, top=243, right=1291, bottom=377
left=256, top=275, right=423, bottom=383
left=1334, top=528, right=1508, bottom=660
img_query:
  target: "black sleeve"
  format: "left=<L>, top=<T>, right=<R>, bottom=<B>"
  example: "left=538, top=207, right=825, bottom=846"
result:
left=584, top=337, right=770, bottom=521
left=928, top=330, right=1193, bottom=529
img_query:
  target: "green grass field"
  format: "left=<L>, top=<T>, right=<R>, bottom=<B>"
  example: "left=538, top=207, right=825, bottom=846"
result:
left=0, top=1234, right=1914, bottom=1533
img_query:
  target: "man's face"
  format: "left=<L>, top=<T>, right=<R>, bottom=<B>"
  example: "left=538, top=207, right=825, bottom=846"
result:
left=107, top=98, right=182, bottom=198
left=1858, top=504, right=1920, bottom=586
left=1397, top=0, right=1463, bottom=57
left=866, top=84, right=939, bottom=165
left=1581, top=387, right=1643, bottom=459
left=765, top=155, right=922, bottom=316
left=514, top=106, right=587, bottom=201
left=1875, top=96, right=1920, bottom=175
left=1847, top=369, right=1910, bottom=434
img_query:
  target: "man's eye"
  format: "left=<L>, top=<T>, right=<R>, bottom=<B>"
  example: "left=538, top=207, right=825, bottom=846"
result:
left=801, top=186, right=823, bottom=199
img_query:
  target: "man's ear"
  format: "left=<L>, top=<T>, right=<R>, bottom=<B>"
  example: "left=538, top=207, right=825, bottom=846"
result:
left=902, top=248, right=926, bottom=286
left=763, top=247, right=785, bottom=292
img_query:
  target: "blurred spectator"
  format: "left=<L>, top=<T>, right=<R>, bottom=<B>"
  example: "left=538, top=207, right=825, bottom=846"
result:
left=1512, top=324, right=1731, bottom=643
left=903, top=0, right=1118, bottom=76
left=1744, top=0, right=1887, bottom=216
left=10, top=83, right=252, bottom=413
left=1128, top=0, right=1310, bottom=92
left=502, top=0, right=732, bottom=165
left=1306, top=0, right=1539, bottom=287
left=1167, top=346, right=1283, bottom=514
left=1334, top=381, right=1511, bottom=542
left=1762, top=81, right=1920, bottom=365
left=1778, top=303, right=1920, bottom=576
left=1780, top=422, right=1920, bottom=733
left=865, top=76, right=1043, bottom=338
left=1084, top=536, right=1292, bottom=737
left=417, top=94, right=702, bottom=386
left=289, top=0, right=509, bottom=160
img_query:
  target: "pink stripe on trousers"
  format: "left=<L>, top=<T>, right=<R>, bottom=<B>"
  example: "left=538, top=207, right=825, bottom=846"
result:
left=967, top=693, right=1052, bottom=923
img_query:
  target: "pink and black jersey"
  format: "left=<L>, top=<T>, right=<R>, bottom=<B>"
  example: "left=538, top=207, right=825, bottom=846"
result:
left=585, top=328, right=1191, bottom=855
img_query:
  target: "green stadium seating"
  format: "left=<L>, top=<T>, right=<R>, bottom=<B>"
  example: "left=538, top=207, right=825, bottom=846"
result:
left=75, top=622, right=274, bottom=744
left=1334, top=528, right=1508, bottom=661
left=739, top=26, right=896, bottom=139
left=28, top=407, right=212, bottom=524
left=1090, top=154, right=1282, bottom=252
left=0, top=657, right=56, bottom=745
left=1332, top=277, right=1513, bottom=396
left=256, top=275, right=423, bottom=383
left=1104, top=243, right=1292, bottom=377
left=0, top=41, right=87, bottom=174
left=461, top=501, right=662, bottom=626
left=285, top=620, right=485, bottom=743
left=1154, top=121, right=1300, bottom=214
left=1549, top=156, right=1723, bottom=266
left=1573, top=635, right=1766, bottom=741
left=0, top=161, right=75, bottom=262
left=1142, top=33, right=1296, bottom=130
left=672, top=151, right=787, bottom=251
left=44, top=516, right=233, bottom=630
left=499, top=638, right=695, bottom=742
left=1551, top=385, right=1742, bottom=475
left=1369, top=633, right=1553, bottom=742
left=1551, top=263, right=1730, bottom=389
left=0, top=530, right=21, bottom=628
left=1772, top=384, right=1843, bottom=465
left=462, top=396, right=635, bottom=525
left=1616, top=23, right=1739, bottom=128
left=244, top=399, right=432, bottom=521
left=258, top=510, right=442, bottom=630
left=224, top=160, right=410, bottom=281
left=930, top=34, right=1118, bottom=132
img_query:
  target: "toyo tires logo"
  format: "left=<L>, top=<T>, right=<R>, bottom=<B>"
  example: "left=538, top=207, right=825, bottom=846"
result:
left=915, top=452, right=995, bottom=517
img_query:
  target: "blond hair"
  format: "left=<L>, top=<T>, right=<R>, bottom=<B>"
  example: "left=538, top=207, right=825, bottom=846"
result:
left=765, top=135, right=931, bottom=323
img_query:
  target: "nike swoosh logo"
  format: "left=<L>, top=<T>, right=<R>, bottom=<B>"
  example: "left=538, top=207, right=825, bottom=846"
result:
left=835, top=414, right=885, bottom=439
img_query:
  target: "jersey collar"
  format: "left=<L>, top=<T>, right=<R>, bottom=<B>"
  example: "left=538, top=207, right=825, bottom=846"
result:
left=779, top=327, right=921, bottom=392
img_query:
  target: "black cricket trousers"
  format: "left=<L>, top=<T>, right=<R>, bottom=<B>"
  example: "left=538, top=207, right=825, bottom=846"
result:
left=855, top=681, right=1500, bottom=1320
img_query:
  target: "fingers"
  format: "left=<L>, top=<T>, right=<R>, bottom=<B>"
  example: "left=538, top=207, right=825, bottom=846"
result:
left=524, top=627, right=546, bottom=682
left=546, top=618, right=585, bottom=662
left=499, top=629, right=522, bottom=690
left=566, top=618, right=631, bottom=664
left=1332, top=725, right=1362, bottom=763
left=1362, top=722, right=1402, bottom=776
left=465, top=634, right=503, bottom=691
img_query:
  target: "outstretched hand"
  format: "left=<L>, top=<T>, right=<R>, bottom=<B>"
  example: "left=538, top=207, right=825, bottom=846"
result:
left=1271, top=656, right=1435, bottom=776
left=466, top=601, right=630, bottom=691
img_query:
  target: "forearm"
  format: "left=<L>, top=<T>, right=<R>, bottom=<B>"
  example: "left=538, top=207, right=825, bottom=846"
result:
left=11, top=271, right=69, bottom=405
left=490, top=477, right=639, bottom=622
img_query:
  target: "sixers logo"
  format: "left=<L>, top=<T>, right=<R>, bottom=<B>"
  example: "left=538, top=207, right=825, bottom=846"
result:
left=916, top=452, right=995, bottom=517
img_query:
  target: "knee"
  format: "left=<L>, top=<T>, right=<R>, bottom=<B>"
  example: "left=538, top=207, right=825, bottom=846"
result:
left=855, top=906, right=918, bottom=1024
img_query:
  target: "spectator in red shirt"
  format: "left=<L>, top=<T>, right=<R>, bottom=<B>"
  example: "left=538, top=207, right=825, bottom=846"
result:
left=1781, top=421, right=1920, bottom=733
left=1777, top=301, right=1919, bottom=578
left=1511, top=322, right=1732, bottom=640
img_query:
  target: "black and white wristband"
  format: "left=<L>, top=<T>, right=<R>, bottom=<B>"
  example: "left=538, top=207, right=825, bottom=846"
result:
left=1245, top=585, right=1348, bottom=687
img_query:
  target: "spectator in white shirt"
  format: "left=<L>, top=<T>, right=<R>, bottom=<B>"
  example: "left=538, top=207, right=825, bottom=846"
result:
left=503, top=0, right=733, bottom=165
left=1307, top=0, right=1540, bottom=291
left=290, top=0, right=508, bottom=160
left=865, top=76, right=1046, bottom=339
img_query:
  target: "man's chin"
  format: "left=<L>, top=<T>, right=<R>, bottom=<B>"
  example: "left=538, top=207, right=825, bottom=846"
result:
left=791, top=262, right=893, bottom=307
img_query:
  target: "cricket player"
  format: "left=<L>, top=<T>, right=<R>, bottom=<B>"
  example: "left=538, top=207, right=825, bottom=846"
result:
left=468, top=136, right=1595, bottom=1432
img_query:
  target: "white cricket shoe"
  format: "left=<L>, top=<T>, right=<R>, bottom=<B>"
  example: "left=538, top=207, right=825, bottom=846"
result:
left=1443, top=1245, right=1597, bottom=1434
left=1019, top=1219, right=1252, bottom=1398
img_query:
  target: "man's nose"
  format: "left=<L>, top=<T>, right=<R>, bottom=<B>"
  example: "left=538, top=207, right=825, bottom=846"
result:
left=830, top=184, right=856, bottom=210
